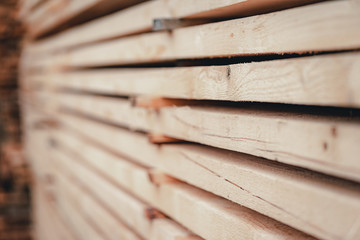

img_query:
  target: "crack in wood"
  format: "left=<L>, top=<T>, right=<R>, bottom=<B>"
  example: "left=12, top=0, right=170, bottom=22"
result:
left=180, top=152, right=333, bottom=239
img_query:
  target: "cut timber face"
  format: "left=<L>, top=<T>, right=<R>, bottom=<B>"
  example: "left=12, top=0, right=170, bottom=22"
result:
left=52, top=52, right=360, bottom=108
left=53, top=130, right=315, bottom=240
left=24, top=1, right=360, bottom=69
left=57, top=93, right=360, bottom=182
left=56, top=114, right=360, bottom=240
left=26, top=0, right=322, bottom=55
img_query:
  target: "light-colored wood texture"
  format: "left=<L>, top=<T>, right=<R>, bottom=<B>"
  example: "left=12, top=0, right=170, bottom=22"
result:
left=54, top=170, right=144, bottom=240
left=55, top=114, right=360, bottom=240
left=25, top=0, right=64, bottom=28
left=28, top=0, right=145, bottom=38
left=27, top=0, right=321, bottom=55
left=24, top=1, right=360, bottom=70
left=56, top=169, right=201, bottom=240
left=33, top=182, right=78, bottom=240
left=52, top=131, right=314, bottom=240
left=52, top=178, right=106, bottom=240
left=52, top=145, right=204, bottom=240
left=17, top=0, right=46, bottom=20
left=51, top=52, right=360, bottom=107
left=52, top=147, right=156, bottom=239
left=57, top=93, right=360, bottom=182
left=26, top=106, right=201, bottom=240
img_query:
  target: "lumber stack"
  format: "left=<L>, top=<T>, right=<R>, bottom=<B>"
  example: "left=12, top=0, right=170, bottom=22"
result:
left=19, top=0, right=360, bottom=239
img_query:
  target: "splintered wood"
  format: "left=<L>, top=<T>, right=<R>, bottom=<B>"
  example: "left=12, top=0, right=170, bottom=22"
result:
left=19, top=0, right=360, bottom=240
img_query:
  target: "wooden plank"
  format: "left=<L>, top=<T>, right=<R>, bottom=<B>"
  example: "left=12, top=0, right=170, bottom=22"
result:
left=28, top=0, right=145, bottom=38
left=55, top=118, right=360, bottom=240
left=25, top=0, right=65, bottom=30
left=24, top=1, right=360, bottom=69
left=53, top=170, right=144, bottom=240
left=52, top=52, right=360, bottom=108
left=52, top=133, right=314, bottom=240
left=33, top=181, right=78, bottom=240
left=57, top=93, right=360, bottom=182
left=51, top=143, right=203, bottom=240
left=56, top=166, right=201, bottom=240
left=51, top=144, right=161, bottom=239
left=27, top=0, right=321, bottom=55
left=52, top=180, right=105, bottom=240
left=28, top=0, right=163, bottom=54
left=150, top=219, right=202, bottom=240
left=17, top=0, right=46, bottom=20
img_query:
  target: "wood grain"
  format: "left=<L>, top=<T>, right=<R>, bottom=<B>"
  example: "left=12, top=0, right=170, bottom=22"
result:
left=27, top=0, right=145, bottom=38
left=55, top=113, right=360, bottom=240
left=52, top=130, right=314, bottom=240
left=57, top=93, right=360, bottom=182
left=51, top=52, right=360, bottom=107
left=27, top=0, right=321, bottom=55
left=23, top=1, right=360, bottom=70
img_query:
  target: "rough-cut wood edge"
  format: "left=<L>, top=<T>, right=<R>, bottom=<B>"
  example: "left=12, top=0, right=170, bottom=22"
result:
left=135, top=96, right=191, bottom=109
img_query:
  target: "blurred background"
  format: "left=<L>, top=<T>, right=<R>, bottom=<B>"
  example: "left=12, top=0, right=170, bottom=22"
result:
left=0, top=1, right=32, bottom=240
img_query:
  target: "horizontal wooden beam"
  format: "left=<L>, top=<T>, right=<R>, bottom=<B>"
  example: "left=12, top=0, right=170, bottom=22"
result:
left=49, top=52, right=360, bottom=107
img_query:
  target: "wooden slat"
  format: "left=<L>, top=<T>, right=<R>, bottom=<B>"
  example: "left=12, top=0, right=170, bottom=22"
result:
left=50, top=52, right=360, bottom=107
left=56, top=168, right=201, bottom=240
left=28, top=0, right=145, bottom=38
left=24, top=1, right=360, bottom=70
left=52, top=132, right=314, bottom=240
left=34, top=179, right=78, bottom=240
left=51, top=144, right=163, bottom=239
left=55, top=114, right=360, bottom=240
left=54, top=171, right=144, bottom=240
left=51, top=145, right=203, bottom=240
left=53, top=181, right=105, bottom=240
left=58, top=93, right=360, bottom=182
left=27, top=0, right=321, bottom=55
left=25, top=0, right=65, bottom=29
left=28, top=0, right=163, bottom=54
left=17, top=0, right=46, bottom=20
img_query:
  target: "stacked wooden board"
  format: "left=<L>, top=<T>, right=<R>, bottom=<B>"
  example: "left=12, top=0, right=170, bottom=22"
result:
left=19, top=0, right=360, bottom=239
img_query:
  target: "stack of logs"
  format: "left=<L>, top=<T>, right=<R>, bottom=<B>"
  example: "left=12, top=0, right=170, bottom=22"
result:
left=19, top=0, right=360, bottom=240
